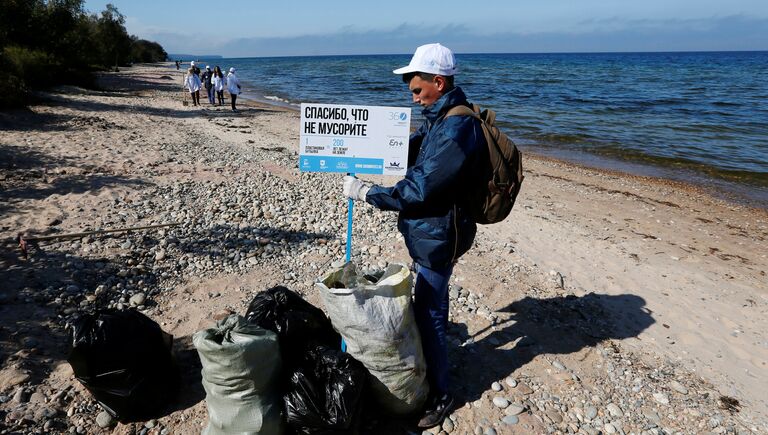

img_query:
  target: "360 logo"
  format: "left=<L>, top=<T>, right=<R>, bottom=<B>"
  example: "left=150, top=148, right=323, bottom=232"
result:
left=389, top=111, right=408, bottom=121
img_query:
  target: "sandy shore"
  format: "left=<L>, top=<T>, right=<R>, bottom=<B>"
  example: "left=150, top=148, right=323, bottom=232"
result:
left=1, top=63, right=766, bottom=434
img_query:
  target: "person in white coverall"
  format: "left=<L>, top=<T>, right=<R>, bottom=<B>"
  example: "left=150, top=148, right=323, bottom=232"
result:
left=226, top=67, right=241, bottom=111
left=184, top=67, right=201, bottom=106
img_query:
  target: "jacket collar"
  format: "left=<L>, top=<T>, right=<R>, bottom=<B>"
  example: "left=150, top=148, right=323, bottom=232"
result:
left=421, top=86, right=468, bottom=123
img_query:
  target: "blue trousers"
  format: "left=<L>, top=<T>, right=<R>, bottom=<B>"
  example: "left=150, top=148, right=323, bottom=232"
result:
left=206, top=86, right=215, bottom=104
left=413, top=262, right=454, bottom=397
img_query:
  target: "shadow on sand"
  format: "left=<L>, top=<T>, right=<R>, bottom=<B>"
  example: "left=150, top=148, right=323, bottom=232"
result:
left=452, top=293, right=655, bottom=404
left=367, top=292, right=654, bottom=434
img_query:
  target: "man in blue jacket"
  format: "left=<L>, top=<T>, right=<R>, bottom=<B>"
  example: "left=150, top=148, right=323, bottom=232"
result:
left=343, top=43, right=487, bottom=429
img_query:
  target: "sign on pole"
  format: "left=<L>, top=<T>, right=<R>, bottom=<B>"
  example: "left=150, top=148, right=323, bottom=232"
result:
left=299, top=103, right=411, bottom=175
left=299, top=103, right=411, bottom=267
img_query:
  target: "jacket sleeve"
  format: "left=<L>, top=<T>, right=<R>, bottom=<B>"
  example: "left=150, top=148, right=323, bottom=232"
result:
left=366, top=116, right=478, bottom=213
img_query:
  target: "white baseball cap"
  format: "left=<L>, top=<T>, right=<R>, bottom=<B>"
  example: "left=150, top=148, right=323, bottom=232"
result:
left=393, top=43, right=457, bottom=76
left=229, top=67, right=235, bottom=73
left=206, top=65, right=210, bottom=69
left=190, top=61, right=195, bottom=66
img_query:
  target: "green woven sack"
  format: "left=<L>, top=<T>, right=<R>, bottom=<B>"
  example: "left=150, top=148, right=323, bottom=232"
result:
left=193, top=315, right=284, bottom=435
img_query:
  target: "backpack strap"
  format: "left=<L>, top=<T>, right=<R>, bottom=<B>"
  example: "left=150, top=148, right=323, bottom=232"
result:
left=445, top=104, right=480, bottom=120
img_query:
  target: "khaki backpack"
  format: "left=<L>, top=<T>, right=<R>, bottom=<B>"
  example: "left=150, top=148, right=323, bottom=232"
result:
left=445, top=104, right=524, bottom=224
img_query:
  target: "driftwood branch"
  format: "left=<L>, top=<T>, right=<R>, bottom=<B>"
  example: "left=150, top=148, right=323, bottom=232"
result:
left=17, top=222, right=180, bottom=259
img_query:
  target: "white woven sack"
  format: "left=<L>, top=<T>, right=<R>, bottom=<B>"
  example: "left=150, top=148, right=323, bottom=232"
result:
left=317, top=263, right=429, bottom=414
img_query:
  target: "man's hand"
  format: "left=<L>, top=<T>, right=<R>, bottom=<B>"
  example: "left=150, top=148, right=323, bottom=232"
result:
left=343, top=175, right=371, bottom=201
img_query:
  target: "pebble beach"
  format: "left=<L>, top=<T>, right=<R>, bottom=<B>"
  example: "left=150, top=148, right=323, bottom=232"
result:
left=1, top=64, right=767, bottom=434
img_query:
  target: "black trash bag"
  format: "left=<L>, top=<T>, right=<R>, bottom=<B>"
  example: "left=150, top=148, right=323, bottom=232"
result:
left=245, top=286, right=340, bottom=362
left=284, top=345, right=368, bottom=434
left=67, top=309, right=180, bottom=422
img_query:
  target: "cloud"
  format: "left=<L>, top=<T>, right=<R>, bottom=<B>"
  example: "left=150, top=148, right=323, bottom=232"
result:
left=150, top=15, right=768, bottom=57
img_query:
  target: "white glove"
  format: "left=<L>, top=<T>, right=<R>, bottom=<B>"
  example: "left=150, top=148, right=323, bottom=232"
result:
left=343, top=175, right=371, bottom=201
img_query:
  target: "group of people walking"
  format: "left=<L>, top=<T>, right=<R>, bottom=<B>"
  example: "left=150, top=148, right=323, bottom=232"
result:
left=183, top=61, right=241, bottom=111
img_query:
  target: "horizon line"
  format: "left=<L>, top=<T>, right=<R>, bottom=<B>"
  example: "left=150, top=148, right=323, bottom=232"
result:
left=168, top=49, right=768, bottom=60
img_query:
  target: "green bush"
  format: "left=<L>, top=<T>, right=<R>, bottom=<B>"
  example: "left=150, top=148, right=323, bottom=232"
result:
left=4, top=45, right=57, bottom=87
left=0, top=3, right=166, bottom=109
left=0, top=75, right=27, bottom=109
left=0, top=51, right=28, bottom=109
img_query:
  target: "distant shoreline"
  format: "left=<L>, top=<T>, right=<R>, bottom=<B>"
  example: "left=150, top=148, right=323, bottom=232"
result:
left=177, top=49, right=768, bottom=60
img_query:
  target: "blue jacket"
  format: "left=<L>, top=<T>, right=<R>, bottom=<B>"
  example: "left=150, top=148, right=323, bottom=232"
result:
left=366, top=87, right=487, bottom=268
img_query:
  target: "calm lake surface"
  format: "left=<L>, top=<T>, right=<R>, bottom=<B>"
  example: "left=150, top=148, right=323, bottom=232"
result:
left=192, top=51, right=768, bottom=207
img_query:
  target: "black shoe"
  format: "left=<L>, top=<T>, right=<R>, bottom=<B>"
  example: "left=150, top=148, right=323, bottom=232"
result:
left=417, top=393, right=454, bottom=429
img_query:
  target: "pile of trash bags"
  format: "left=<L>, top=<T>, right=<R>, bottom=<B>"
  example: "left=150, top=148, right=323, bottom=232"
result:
left=67, top=262, right=426, bottom=434
left=67, top=309, right=180, bottom=422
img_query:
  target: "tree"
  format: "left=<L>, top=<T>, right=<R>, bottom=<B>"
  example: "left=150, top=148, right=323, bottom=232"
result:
left=94, top=4, right=131, bottom=69
left=0, top=2, right=167, bottom=108
left=130, top=38, right=168, bottom=63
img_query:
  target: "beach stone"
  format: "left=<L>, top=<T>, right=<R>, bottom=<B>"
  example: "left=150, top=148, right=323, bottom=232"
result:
left=28, top=391, right=46, bottom=404
left=552, top=360, right=566, bottom=370
left=6, top=408, right=31, bottom=423
left=12, top=387, right=28, bottom=404
left=34, top=406, right=57, bottom=420
left=652, top=392, right=670, bottom=405
left=484, top=429, right=497, bottom=435
left=505, top=377, right=517, bottom=388
left=545, top=409, right=563, bottom=424
left=493, top=396, right=510, bottom=408
left=442, top=418, right=455, bottom=432
left=505, top=404, right=526, bottom=416
left=670, top=380, right=688, bottom=394
left=0, top=367, right=30, bottom=388
left=585, top=406, right=598, bottom=420
left=96, top=411, right=115, bottom=428
left=491, top=381, right=502, bottom=391
left=709, top=415, right=723, bottom=428
left=129, top=292, right=146, bottom=306
left=606, top=403, right=624, bottom=417
left=604, top=423, right=617, bottom=434
left=502, top=415, right=519, bottom=425
left=155, top=250, right=166, bottom=261
left=449, top=287, right=460, bottom=299
left=644, top=410, right=662, bottom=425
left=516, top=383, right=533, bottom=395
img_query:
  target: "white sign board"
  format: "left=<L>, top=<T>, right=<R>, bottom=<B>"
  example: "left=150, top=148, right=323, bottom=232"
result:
left=299, top=103, right=411, bottom=176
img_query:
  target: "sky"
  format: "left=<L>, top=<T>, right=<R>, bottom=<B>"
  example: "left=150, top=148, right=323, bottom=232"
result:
left=84, top=0, right=768, bottom=57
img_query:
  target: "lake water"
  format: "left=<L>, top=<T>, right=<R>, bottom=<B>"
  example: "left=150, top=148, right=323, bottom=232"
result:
left=192, top=51, right=768, bottom=207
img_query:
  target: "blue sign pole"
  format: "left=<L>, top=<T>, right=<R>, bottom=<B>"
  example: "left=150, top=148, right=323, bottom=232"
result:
left=342, top=173, right=355, bottom=352
left=346, top=179, right=354, bottom=263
